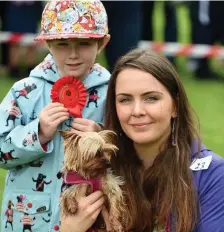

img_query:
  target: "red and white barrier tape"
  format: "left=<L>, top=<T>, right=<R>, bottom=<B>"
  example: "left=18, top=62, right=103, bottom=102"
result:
left=0, top=32, right=43, bottom=46
left=1, top=32, right=224, bottom=58
left=138, top=41, right=224, bottom=59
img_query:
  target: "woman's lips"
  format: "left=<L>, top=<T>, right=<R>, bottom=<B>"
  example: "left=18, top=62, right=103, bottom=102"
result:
left=130, top=123, right=152, bottom=128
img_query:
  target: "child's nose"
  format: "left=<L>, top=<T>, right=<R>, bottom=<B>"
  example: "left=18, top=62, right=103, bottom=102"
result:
left=69, top=46, right=78, bottom=59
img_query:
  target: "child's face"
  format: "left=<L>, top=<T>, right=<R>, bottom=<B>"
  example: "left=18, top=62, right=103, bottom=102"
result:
left=47, top=37, right=109, bottom=79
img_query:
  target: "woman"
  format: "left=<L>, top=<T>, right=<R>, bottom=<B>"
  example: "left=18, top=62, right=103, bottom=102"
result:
left=61, top=49, right=224, bottom=232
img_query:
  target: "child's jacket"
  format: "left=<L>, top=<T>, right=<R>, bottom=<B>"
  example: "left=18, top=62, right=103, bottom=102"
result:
left=0, top=54, right=110, bottom=231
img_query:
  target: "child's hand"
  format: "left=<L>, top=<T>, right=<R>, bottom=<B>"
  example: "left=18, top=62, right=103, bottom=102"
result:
left=39, top=103, right=69, bottom=144
left=72, top=118, right=102, bottom=133
left=60, top=184, right=105, bottom=232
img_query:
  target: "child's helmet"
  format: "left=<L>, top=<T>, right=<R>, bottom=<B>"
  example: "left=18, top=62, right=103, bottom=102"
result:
left=35, top=0, right=108, bottom=40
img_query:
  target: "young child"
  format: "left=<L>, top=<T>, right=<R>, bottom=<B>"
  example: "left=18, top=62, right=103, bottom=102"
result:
left=0, top=0, right=110, bottom=231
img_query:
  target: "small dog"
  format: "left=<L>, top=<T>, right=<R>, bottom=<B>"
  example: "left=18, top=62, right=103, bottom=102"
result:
left=59, top=129, right=126, bottom=232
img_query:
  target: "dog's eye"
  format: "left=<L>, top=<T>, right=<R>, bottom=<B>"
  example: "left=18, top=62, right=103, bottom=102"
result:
left=96, top=151, right=103, bottom=157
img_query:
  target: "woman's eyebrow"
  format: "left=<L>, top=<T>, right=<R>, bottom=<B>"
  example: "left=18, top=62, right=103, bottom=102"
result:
left=116, top=91, right=163, bottom=97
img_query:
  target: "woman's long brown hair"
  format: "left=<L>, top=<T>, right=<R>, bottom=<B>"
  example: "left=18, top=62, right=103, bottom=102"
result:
left=104, top=49, right=200, bottom=232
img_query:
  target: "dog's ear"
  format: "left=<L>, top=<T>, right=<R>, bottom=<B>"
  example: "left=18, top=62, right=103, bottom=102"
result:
left=103, top=144, right=118, bottom=159
left=58, top=130, right=73, bottom=140
left=99, top=130, right=118, bottom=159
left=98, top=130, right=117, bottom=144
left=59, top=129, right=81, bottom=141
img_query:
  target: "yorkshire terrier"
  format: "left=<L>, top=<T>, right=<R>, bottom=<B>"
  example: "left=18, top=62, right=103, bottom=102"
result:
left=58, top=129, right=126, bottom=232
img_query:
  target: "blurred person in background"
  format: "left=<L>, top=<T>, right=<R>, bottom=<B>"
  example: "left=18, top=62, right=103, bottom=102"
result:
left=103, top=1, right=142, bottom=72
left=188, top=1, right=224, bottom=81
left=0, top=1, right=9, bottom=74
left=141, top=1, right=177, bottom=65
left=3, top=1, right=43, bottom=79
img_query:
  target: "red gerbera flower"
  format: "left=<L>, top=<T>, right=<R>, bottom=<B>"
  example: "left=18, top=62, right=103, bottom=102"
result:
left=50, top=76, right=87, bottom=118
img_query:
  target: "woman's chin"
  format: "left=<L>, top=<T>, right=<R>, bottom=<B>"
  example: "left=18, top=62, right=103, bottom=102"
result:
left=130, top=136, right=154, bottom=145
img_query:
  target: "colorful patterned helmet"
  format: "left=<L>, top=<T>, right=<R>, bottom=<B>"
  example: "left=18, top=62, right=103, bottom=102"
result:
left=35, top=0, right=108, bottom=41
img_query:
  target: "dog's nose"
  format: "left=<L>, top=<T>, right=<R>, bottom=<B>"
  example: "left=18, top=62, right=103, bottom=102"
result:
left=105, top=160, right=111, bottom=168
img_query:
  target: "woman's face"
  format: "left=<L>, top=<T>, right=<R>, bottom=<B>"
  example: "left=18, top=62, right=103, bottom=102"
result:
left=115, top=68, right=177, bottom=146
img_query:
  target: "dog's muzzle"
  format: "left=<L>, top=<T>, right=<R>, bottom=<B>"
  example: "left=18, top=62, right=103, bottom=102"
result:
left=105, top=160, right=111, bottom=168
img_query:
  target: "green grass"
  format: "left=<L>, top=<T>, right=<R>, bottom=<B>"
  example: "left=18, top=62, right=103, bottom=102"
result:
left=0, top=2, right=224, bottom=208
left=0, top=77, right=13, bottom=206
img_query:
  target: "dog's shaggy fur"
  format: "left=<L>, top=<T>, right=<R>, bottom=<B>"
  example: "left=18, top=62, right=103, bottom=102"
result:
left=59, top=129, right=127, bottom=231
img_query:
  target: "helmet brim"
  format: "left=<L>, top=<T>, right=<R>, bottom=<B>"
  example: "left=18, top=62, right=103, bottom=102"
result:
left=34, top=33, right=106, bottom=41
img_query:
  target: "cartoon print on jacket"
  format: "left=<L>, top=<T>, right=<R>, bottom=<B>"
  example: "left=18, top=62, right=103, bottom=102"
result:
left=23, top=132, right=38, bottom=147
left=86, top=88, right=100, bottom=108
left=28, top=160, right=43, bottom=168
left=32, top=173, right=52, bottom=192
left=30, top=110, right=37, bottom=121
left=0, top=149, right=18, bottom=164
left=10, top=165, right=23, bottom=182
left=42, top=212, right=52, bottom=223
left=20, top=212, right=36, bottom=232
left=5, top=200, right=14, bottom=231
left=10, top=173, right=18, bottom=183
left=6, top=100, right=22, bottom=127
left=39, top=60, right=56, bottom=74
left=0, top=53, right=110, bottom=232
left=64, top=117, right=73, bottom=128
left=15, top=83, right=37, bottom=99
left=53, top=223, right=60, bottom=231
left=15, top=195, right=26, bottom=212
left=4, top=136, right=12, bottom=144
left=56, top=171, right=72, bottom=193
left=10, top=160, right=44, bottom=182
left=90, top=65, right=102, bottom=77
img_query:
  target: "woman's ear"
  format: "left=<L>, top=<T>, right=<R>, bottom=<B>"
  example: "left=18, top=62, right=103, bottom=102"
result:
left=97, top=35, right=111, bottom=55
left=171, top=95, right=179, bottom=118
left=171, top=102, right=178, bottom=118
left=172, top=111, right=177, bottom=118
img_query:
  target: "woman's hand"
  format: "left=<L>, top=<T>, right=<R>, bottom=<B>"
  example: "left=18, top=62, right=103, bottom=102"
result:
left=60, top=184, right=105, bottom=232
left=71, top=118, right=102, bottom=133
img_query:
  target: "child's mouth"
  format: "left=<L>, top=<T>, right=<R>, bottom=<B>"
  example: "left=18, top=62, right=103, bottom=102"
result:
left=67, top=63, right=82, bottom=69
left=67, top=63, right=82, bottom=66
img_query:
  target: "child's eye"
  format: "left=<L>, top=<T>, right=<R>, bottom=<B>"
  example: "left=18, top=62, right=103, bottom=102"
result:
left=57, top=43, right=68, bottom=46
left=79, top=41, right=91, bottom=46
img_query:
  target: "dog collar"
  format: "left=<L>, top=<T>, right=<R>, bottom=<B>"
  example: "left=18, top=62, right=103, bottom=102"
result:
left=64, top=171, right=102, bottom=192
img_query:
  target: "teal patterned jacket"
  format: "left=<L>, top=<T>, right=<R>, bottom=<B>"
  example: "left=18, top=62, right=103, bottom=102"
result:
left=0, top=54, right=110, bottom=232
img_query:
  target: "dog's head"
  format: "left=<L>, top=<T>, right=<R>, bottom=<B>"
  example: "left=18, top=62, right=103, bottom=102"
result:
left=60, top=130, right=118, bottom=179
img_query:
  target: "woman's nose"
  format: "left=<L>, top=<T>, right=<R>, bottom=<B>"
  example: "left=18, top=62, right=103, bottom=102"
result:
left=132, top=101, right=145, bottom=117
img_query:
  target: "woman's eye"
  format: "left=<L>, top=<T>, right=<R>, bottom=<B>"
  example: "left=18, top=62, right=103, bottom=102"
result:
left=119, top=98, right=131, bottom=103
left=145, top=96, right=159, bottom=102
